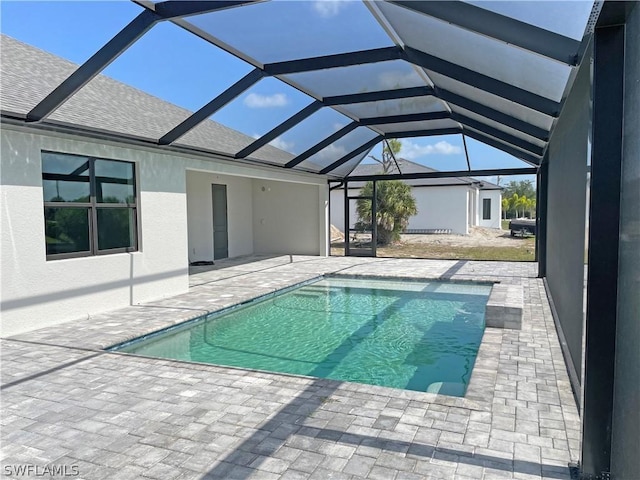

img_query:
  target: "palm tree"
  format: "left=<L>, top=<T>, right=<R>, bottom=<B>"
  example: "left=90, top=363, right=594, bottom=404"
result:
left=502, top=197, right=510, bottom=220
left=511, top=193, right=520, bottom=217
left=356, top=180, right=417, bottom=245
left=515, top=195, right=528, bottom=218
left=526, top=198, right=537, bottom=218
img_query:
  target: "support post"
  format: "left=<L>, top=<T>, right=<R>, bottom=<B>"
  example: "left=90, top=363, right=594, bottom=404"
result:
left=581, top=23, right=625, bottom=478
left=536, top=159, right=548, bottom=276
left=372, top=180, right=377, bottom=257
left=344, top=181, right=350, bottom=257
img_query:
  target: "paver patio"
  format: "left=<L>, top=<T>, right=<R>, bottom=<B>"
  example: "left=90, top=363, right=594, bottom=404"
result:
left=1, top=255, right=580, bottom=479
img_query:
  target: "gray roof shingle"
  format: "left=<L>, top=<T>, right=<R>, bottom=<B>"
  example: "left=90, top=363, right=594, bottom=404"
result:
left=350, top=158, right=502, bottom=189
left=0, top=35, right=293, bottom=164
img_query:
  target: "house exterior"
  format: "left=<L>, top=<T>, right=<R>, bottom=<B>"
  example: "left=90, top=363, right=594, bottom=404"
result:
left=0, top=36, right=330, bottom=337
left=1, top=3, right=638, bottom=477
left=330, top=160, right=502, bottom=235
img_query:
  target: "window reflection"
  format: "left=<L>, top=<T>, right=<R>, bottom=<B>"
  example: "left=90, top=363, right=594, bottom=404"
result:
left=42, top=152, right=138, bottom=258
left=97, top=208, right=136, bottom=250
left=95, top=159, right=135, bottom=204
left=42, top=153, right=90, bottom=203
left=44, top=207, right=91, bottom=255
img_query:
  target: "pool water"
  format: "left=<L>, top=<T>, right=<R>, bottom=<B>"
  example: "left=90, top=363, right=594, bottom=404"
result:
left=113, top=277, right=491, bottom=396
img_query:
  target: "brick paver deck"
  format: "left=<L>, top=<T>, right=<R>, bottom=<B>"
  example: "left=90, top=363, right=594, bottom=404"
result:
left=1, top=256, right=580, bottom=479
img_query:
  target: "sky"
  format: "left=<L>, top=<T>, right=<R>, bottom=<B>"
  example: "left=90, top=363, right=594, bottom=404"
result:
left=0, top=0, right=565, bottom=187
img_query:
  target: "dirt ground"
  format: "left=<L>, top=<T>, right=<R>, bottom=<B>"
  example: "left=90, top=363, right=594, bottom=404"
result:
left=400, top=226, right=527, bottom=247
left=331, top=226, right=535, bottom=261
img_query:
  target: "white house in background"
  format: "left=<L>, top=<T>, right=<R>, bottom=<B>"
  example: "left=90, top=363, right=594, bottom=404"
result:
left=330, top=160, right=502, bottom=236
left=0, top=36, right=329, bottom=337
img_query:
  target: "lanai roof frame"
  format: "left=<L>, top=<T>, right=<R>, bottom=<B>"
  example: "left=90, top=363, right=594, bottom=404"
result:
left=19, top=0, right=602, bottom=178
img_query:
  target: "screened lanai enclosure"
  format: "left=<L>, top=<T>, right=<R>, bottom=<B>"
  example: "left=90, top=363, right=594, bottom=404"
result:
left=21, top=0, right=586, bottom=175
left=1, top=1, right=638, bottom=479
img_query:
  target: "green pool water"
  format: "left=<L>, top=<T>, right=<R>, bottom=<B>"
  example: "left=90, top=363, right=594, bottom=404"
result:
left=114, top=277, right=491, bottom=396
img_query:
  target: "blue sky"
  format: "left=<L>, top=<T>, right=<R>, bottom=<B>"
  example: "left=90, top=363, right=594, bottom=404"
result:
left=0, top=0, right=544, bottom=186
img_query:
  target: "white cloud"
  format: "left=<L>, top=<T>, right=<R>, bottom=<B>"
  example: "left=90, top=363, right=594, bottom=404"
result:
left=377, top=69, right=422, bottom=90
left=315, top=144, right=347, bottom=163
left=312, top=0, right=348, bottom=18
left=399, top=139, right=462, bottom=160
left=243, top=93, right=289, bottom=108
left=432, top=140, right=463, bottom=155
left=268, top=137, right=294, bottom=152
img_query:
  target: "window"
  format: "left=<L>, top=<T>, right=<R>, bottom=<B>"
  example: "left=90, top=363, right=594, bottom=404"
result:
left=42, top=152, right=137, bottom=259
left=482, top=198, right=492, bottom=220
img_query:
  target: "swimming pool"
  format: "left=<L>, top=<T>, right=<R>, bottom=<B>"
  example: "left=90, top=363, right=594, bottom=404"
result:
left=111, top=276, right=491, bottom=396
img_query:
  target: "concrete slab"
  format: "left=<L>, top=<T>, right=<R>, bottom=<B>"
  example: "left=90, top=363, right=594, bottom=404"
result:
left=1, top=255, right=578, bottom=480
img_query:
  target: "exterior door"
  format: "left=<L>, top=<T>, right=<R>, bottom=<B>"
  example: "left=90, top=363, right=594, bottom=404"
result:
left=344, top=182, right=377, bottom=257
left=211, top=184, right=228, bottom=260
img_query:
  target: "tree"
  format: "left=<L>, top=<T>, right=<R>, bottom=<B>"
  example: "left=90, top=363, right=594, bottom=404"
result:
left=356, top=139, right=417, bottom=245
left=504, top=180, right=535, bottom=200
left=368, top=139, right=402, bottom=173
left=501, top=197, right=510, bottom=220
left=510, top=193, right=519, bottom=217
left=356, top=180, right=417, bottom=245
left=525, top=198, right=536, bottom=218
left=515, top=194, right=529, bottom=218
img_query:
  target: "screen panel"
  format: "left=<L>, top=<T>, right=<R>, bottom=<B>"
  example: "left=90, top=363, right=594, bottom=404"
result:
left=463, top=136, right=537, bottom=170
left=377, top=1, right=572, bottom=102
left=330, top=147, right=377, bottom=177
left=251, top=107, right=354, bottom=163
left=335, top=96, right=448, bottom=120
left=50, top=21, right=255, bottom=143
left=368, top=134, right=468, bottom=172
left=210, top=76, right=315, bottom=151
left=281, top=60, right=427, bottom=98
left=426, top=71, right=555, bottom=131
left=465, top=0, right=595, bottom=41
left=297, top=127, right=380, bottom=172
left=177, top=119, right=293, bottom=162
left=101, top=20, right=253, bottom=112
left=185, top=0, right=393, bottom=64
left=373, top=118, right=460, bottom=134
left=451, top=105, right=548, bottom=148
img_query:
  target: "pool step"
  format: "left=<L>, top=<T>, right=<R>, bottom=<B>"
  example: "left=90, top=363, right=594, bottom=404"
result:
left=426, top=382, right=466, bottom=396
left=293, top=287, right=332, bottom=299
left=485, top=284, right=523, bottom=329
left=293, top=292, right=325, bottom=299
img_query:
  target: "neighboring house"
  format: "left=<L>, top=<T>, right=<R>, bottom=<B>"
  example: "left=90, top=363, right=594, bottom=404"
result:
left=330, top=159, right=502, bottom=235
left=0, top=36, right=329, bottom=337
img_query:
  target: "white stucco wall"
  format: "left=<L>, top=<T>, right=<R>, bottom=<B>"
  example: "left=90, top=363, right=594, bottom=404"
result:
left=409, top=186, right=469, bottom=234
left=1, top=128, right=187, bottom=337
left=1, top=125, right=327, bottom=337
left=478, top=190, right=502, bottom=229
left=469, top=188, right=479, bottom=227
left=252, top=179, right=328, bottom=255
left=186, top=171, right=253, bottom=262
left=330, top=185, right=470, bottom=235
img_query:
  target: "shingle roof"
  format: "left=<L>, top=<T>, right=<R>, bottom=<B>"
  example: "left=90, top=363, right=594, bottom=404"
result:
left=0, top=35, right=293, bottom=165
left=350, top=158, right=502, bottom=189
